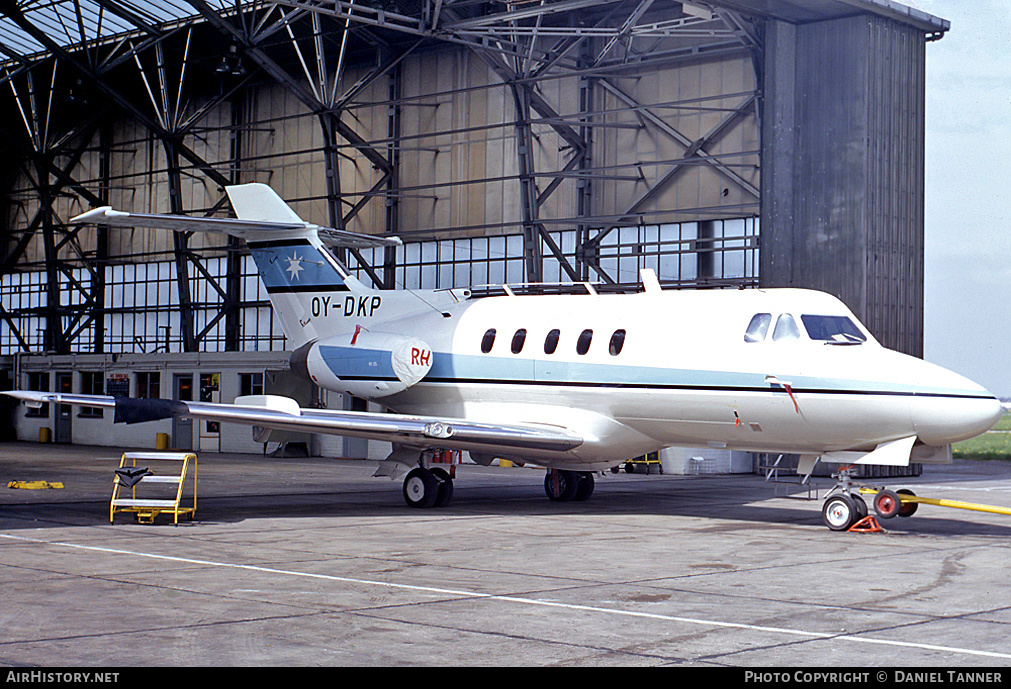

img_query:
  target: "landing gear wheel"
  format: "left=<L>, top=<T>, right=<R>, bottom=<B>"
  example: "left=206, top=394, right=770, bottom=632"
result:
left=873, top=489, right=902, bottom=519
left=544, top=469, right=579, bottom=501
left=403, top=467, right=438, bottom=508
left=573, top=472, right=595, bottom=501
left=431, top=468, right=454, bottom=508
left=852, top=493, right=868, bottom=520
left=896, top=489, right=918, bottom=517
left=822, top=493, right=859, bottom=531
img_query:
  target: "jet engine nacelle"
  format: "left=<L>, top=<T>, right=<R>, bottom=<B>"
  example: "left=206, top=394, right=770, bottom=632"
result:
left=290, top=330, right=434, bottom=399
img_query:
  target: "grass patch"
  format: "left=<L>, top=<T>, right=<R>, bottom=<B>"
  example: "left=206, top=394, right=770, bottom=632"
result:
left=952, top=412, right=1011, bottom=460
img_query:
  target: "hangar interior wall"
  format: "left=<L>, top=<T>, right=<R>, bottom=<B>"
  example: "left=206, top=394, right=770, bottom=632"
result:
left=0, top=3, right=939, bottom=458
left=1, top=40, right=760, bottom=358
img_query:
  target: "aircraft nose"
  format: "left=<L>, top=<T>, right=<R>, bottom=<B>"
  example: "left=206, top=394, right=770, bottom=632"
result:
left=909, top=362, right=1004, bottom=446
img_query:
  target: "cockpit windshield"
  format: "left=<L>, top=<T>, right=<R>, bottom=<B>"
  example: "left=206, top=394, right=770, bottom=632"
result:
left=800, top=315, right=867, bottom=344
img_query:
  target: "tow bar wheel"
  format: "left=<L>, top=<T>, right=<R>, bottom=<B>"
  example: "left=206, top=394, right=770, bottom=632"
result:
left=873, top=489, right=902, bottom=519
left=822, top=493, right=859, bottom=531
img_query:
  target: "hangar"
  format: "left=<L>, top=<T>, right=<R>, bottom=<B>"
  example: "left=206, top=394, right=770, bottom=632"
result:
left=0, top=1, right=948, bottom=466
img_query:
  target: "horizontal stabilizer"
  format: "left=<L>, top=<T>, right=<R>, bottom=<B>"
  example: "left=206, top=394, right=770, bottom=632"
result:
left=72, top=196, right=400, bottom=250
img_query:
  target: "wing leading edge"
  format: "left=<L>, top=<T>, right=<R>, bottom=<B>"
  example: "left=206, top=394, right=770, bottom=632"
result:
left=1, top=391, right=582, bottom=455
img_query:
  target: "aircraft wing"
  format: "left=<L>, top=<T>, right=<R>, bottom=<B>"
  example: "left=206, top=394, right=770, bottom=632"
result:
left=2, top=391, right=582, bottom=455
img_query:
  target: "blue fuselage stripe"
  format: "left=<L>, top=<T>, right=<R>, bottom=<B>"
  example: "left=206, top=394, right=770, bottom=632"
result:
left=317, top=350, right=992, bottom=400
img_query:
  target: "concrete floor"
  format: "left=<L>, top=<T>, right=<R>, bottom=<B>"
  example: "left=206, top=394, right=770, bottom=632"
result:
left=1, top=441, right=1010, bottom=668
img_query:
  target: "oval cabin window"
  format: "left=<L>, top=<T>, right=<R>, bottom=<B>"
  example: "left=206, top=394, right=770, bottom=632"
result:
left=609, top=329, right=626, bottom=356
left=576, top=329, right=593, bottom=355
left=481, top=328, right=497, bottom=353
left=544, top=329, right=560, bottom=354
left=511, top=329, right=527, bottom=354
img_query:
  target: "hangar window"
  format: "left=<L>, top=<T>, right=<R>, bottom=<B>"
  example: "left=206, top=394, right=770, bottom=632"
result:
left=801, top=315, right=867, bottom=344
left=240, top=372, right=264, bottom=396
left=609, top=329, right=626, bottom=356
left=744, top=313, right=771, bottom=342
left=136, top=372, right=161, bottom=399
left=511, top=329, right=527, bottom=354
left=772, top=314, right=801, bottom=341
left=481, top=328, right=497, bottom=353
left=576, top=329, right=593, bottom=355
left=544, top=329, right=560, bottom=354
left=25, top=372, right=49, bottom=418
left=80, top=372, right=104, bottom=418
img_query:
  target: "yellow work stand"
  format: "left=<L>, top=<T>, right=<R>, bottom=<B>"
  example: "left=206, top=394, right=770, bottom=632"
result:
left=110, top=452, right=197, bottom=525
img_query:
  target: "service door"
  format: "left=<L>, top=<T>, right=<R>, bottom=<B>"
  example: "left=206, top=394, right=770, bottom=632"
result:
left=54, top=372, right=73, bottom=444
left=173, top=374, right=194, bottom=451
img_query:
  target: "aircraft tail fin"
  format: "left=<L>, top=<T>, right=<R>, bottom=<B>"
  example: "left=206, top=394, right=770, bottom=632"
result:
left=225, top=183, right=305, bottom=224
left=71, top=183, right=401, bottom=347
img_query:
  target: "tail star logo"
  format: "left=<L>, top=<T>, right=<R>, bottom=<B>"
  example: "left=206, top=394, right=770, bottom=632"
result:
left=285, top=252, right=304, bottom=281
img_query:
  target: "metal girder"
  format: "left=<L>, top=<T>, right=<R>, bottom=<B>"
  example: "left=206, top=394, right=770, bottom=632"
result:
left=582, top=85, right=759, bottom=283
left=0, top=0, right=773, bottom=356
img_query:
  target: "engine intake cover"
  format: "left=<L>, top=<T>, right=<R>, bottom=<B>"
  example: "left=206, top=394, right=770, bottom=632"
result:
left=290, top=330, right=434, bottom=398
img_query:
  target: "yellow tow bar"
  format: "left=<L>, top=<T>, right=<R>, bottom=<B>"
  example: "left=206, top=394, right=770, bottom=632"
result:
left=859, top=487, right=1011, bottom=518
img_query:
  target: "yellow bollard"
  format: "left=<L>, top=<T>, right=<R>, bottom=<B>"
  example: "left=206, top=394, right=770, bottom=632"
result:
left=39, top=427, right=51, bottom=443
left=156, top=432, right=169, bottom=450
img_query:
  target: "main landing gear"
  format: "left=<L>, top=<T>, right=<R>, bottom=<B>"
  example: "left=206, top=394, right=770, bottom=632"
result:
left=820, top=468, right=918, bottom=531
left=544, top=469, right=595, bottom=502
left=401, top=465, right=597, bottom=507
left=403, top=466, right=454, bottom=508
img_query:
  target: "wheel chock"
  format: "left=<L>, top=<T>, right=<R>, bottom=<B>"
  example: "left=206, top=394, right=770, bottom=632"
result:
left=848, top=515, right=883, bottom=533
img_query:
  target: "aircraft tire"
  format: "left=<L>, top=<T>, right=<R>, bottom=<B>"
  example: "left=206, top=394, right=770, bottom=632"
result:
left=872, top=489, right=902, bottom=519
left=432, top=468, right=454, bottom=507
left=544, top=469, right=580, bottom=501
left=822, top=493, right=859, bottom=531
left=896, top=489, right=918, bottom=517
left=404, top=467, right=439, bottom=508
left=852, top=493, right=868, bottom=520
left=573, top=472, right=595, bottom=501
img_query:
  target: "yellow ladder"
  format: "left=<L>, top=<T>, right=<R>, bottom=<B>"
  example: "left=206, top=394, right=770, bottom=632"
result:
left=110, top=452, right=197, bottom=525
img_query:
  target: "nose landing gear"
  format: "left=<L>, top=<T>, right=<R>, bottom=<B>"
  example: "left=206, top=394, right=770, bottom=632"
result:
left=820, top=468, right=917, bottom=531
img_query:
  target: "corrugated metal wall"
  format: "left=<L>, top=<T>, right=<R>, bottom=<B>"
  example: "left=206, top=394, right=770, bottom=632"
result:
left=761, top=14, right=925, bottom=357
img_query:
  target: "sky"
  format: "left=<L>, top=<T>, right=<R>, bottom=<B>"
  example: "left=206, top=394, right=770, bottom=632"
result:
left=917, top=1, right=1011, bottom=397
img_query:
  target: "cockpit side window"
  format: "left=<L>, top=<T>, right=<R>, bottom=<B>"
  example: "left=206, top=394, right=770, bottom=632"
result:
left=772, top=313, right=801, bottom=341
left=744, top=313, right=772, bottom=343
left=801, top=315, right=867, bottom=343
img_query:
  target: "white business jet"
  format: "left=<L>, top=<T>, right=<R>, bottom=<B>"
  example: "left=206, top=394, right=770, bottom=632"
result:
left=5, top=183, right=1003, bottom=530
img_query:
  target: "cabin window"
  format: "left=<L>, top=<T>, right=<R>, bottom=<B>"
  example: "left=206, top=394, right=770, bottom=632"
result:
left=544, top=329, right=560, bottom=354
left=511, top=329, right=527, bottom=354
left=25, top=371, right=49, bottom=418
left=744, top=313, right=772, bottom=343
left=576, top=329, right=593, bottom=355
left=801, top=315, right=867, bottom=343
left=609, top=329, right=626, bottom=356
left=481, top=328, right=497, bottom=353
left=772, top=314, right=801, bottom=341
